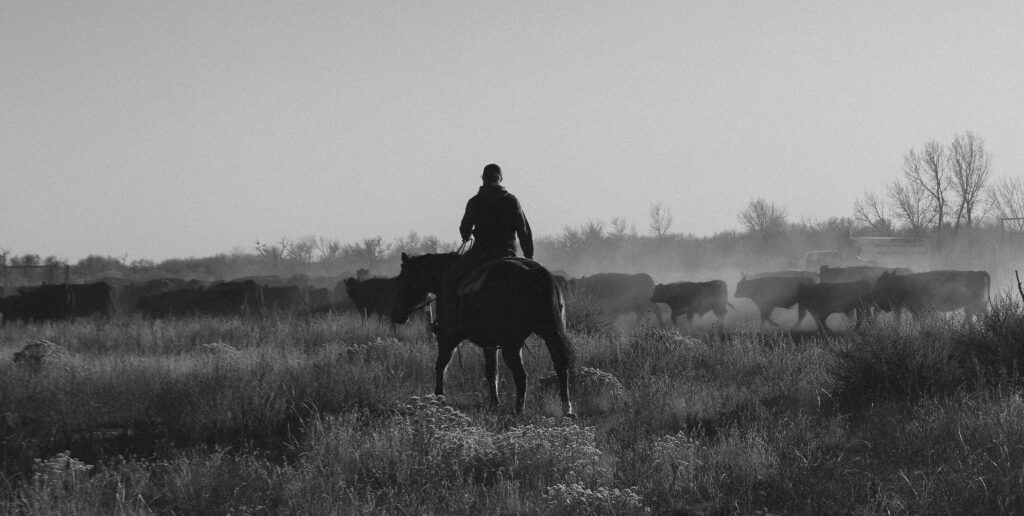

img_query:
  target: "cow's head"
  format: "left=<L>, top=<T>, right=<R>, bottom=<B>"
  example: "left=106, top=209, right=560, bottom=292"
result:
left=651, top=283, right=668, bottom=303
left=391, top=252, right=435, bottom=324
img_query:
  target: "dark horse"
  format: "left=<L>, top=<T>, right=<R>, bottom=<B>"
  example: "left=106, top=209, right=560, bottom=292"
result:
left=392, top=252, right=575, bottom=417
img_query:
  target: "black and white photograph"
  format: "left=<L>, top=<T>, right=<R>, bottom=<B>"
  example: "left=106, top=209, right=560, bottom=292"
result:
left=3, top=2, right=1024, bottom=513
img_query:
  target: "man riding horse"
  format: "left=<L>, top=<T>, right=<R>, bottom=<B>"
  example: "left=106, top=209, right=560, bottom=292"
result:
left=435, top=163, right=534, bottom=338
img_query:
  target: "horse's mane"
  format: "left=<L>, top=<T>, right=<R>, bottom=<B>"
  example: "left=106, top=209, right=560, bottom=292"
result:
left=403, top=252, right=459, bottom=279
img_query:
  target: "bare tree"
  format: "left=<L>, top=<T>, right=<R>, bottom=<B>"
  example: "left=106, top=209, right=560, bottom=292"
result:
left=853, top=192, right=895, bottom=236
left=287, top=236, right=317, bottom=263
left=343, top=237, right=389, bottom=270
left=315, top=236, right=343, bottom=261
left=738, top=198, right=788, bottom=243
left=888, top=179, right=933, bottom=235
left=950, top=131, right=992, bottom=229
left=903, top=140, right=950, bottom=234
left=989, top=176, right=1024, bottom=231
left=558, top=220, right=605, bottom=250
left=649, top=202, right=673, bottom=238
left=610, top=216, right=634, bottom=238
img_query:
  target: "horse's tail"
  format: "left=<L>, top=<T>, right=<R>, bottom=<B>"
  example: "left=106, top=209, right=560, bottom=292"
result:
left=555, top=277, right=567, bottom=328
left=536, top=267, right=575, bottom=369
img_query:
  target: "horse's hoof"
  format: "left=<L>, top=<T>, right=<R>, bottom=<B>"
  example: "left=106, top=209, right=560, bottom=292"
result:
left=564, top=412, right=577, bottom=420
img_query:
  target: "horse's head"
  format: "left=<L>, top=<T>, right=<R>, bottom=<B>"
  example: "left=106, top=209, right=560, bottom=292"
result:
left=392, top=252, right=453, bottom=323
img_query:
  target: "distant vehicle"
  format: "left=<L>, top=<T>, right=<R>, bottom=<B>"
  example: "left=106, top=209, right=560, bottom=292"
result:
left=852, top=237, right=930, bottom=268
left=797, top=250, right=843, bottom=272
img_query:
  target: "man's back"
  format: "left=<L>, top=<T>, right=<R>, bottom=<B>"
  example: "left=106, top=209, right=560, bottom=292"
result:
left=460, top=183, right=533, bottom=258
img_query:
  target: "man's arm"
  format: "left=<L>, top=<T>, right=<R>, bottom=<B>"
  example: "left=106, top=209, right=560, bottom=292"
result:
left=459, top=198, right=475, bottom=242
left=515, top=199, right=534, bottom=259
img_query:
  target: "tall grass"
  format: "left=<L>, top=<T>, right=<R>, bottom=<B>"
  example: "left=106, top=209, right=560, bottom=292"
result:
left=4, top=299, right=1024, bottom=514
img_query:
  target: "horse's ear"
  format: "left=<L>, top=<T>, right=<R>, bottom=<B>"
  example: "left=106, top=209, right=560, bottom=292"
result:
left=401, top=252, right=409, bottom=263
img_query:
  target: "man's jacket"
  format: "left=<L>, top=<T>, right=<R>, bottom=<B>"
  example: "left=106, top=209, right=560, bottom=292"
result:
left=459, top=184, right=533, bottom=259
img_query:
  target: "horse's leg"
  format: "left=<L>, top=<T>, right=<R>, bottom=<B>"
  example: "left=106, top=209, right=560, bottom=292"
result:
left=535, top=328, right=575, bottom=418
left=484, top=346, right=500, bottom=410
left=435, top=338, right=458, bottom=397
left=501, top=344, right=528, bottom=414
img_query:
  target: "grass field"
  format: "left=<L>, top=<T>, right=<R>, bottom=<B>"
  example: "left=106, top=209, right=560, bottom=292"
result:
left=3, top=291, right=1024, bottom=515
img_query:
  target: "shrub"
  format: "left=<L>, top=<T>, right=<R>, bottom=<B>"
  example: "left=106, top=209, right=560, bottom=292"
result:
left=538, top=367, right=626, bottom=416
left=564, top=290, right=616, bottom=336
left=12, top=340, right=71, bottom=372
left=542, top=483, right=650, bottom=515
left=951, top=293, right=1024, bottom=383
left=830, top=321, right=967, bottom=410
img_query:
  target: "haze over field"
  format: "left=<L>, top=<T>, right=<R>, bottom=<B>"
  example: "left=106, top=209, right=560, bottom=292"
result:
left=3, top=1, right=1023, bottom=262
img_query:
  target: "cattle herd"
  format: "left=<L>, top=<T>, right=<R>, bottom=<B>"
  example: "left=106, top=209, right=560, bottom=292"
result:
left=0, top=264, right=991, bottom=334
left=0, top=274, right=399, bottom=324
left=565, top=265, right=990, bottom=333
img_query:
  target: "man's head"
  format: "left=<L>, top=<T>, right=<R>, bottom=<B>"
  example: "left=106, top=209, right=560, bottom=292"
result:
left=482, top=163, right=502, bottom=184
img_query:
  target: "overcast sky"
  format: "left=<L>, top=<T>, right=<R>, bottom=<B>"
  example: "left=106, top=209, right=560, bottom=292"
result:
left=2, top=1, right=1023, bottom=262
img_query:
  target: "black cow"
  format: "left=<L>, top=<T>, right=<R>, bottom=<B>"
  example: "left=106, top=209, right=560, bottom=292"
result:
left=746, top=270, right=820, bottom=282
left=344, top=276, right=399, bottom=322
left=261, top=285, right=306, bottom=313
left=0, top=282, right=114, bottom=323
left=734, top=274, right=816, bottom=327
left=871, top=270, right=990, bottom=321
left=651, top=280, right=733, bottom=328
left=306, top=287, right=333, bottom=312
left=568, top=273, right=663, bottom=327
left=137, top=280, right=263, bottom=318
left=331, top=280, right=357, bottom=313
left=820, top=266, right=912, bottom=286
left=794, top=280, right=873, bottom=333
left=120, top=278, right=203, bottom=314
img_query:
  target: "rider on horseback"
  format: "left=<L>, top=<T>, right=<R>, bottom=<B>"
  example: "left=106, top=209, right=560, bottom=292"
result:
left=434, top=163, right=534, bottom=338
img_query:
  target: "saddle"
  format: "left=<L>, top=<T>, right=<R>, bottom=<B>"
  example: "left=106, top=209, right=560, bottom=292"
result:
left=457, top=257, right=541, bottom=296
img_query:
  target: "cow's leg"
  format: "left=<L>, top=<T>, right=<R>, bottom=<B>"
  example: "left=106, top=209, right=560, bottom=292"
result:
left=713, top=306, right=728, bottom=330
left=648, top=303, right=666, bottom=328
left=484, top=346, right=500, bottom=410
left=434, top=338, right=458, bottom=397
left=501, top=345, right=528, bottom=414
left=762, top=307, right=780, bottom=327
left=852, top=307, right=865, bottom=330
left=810, top=311, right=830, bottom=334
left=670, top=309, right=683, bottom=328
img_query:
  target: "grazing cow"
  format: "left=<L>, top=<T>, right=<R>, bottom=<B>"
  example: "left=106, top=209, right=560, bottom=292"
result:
left=651, top=280, right=734, bottom=328
left=794, top=280, right=873, bottom=333
left=568, top=272, right=663, bottom=327
left=820, top=266, right=912, bottom=286
left=344, top=277, right=399, bottom=322
left=746, top=270, right=820, bottom=282
left=119, top=278, right=203, bottom=314
left=871, top=270, right=990, bottom=321
left=261, top=285, right=306, bottom=313
left=69, top=282, right=116, bottom=318
left=0, top=282, right=114, bottom=323
left=331, top=280, right=357, bottom=313
left=306, top=287, right=333, bottom=312
left=734, top=274, right=816, bottom=327
left=137, top=280, right=263, bottom=318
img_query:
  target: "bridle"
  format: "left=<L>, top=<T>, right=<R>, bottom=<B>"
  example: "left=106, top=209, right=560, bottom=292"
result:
left=394, top=242, right=471, bottom=320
